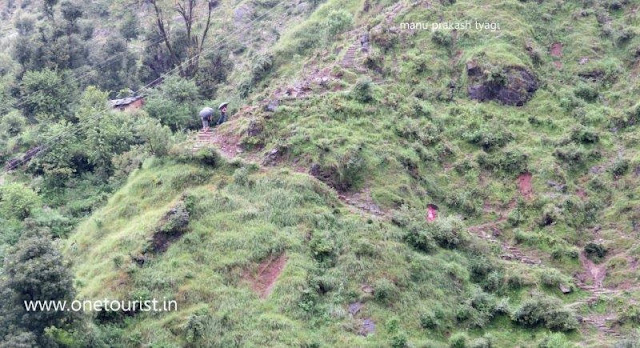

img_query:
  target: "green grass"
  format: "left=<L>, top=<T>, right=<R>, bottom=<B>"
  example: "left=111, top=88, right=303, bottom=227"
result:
left=23, top=0, right=640, bottom=346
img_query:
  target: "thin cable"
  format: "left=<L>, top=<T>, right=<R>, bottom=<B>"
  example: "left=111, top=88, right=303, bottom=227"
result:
left=5, top=0, right=289, bottom=171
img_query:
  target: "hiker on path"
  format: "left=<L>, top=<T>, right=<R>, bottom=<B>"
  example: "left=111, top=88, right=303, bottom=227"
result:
left=216, top=102, right=229, bottom=127
left=199, top=107, right=214, bottom=131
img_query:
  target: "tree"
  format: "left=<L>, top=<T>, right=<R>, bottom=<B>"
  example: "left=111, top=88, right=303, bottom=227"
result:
left=19, top=69, right=77, bottom=121
left=76, top=87, right=137, bottom=177
left=144, top=75, right=201, bottom=130
left=148, top=0, right=219, bottom=78
left=120, top=14, right=140, bottom=41
left=195, top=48, right=233, bottom=97
left=3, top=228, right=75, bottom=339
left=90, top=36, right=138, bottom=94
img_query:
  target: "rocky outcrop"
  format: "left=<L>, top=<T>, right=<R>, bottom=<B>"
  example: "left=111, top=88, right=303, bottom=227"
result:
left=467, top=61, right=538, bottom=106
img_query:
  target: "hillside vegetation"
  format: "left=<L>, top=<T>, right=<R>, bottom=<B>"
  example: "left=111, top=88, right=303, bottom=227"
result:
left=1, top=0, right=640, bottom=347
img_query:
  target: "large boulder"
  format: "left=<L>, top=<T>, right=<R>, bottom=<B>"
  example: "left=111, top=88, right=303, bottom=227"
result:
left=467, top=61, right=538, bottom=106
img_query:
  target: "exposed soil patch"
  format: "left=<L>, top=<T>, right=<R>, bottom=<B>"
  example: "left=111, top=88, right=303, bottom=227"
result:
left=553, top=61, right=563, bottom=70
left=244, top=253, right=287, bottom=299
left=579, top=251, right=607, bottom=288
left=550, top=42, right=563, bottom=57
left=517, top=172, right=533, bottom=200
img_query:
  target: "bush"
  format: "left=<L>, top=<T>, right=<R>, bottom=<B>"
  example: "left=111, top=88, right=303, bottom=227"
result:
left=373, top=278, right=398, bottom=304
left=251, top=54, right=273, bottom=83
left=431, top=216, right=466, bottom=249
left=309, top=230, right=337, bottom=265
left=169, top=143, right=221, bottom=167
left=20, top=69, right=77, bottom=121
left=584, top=242, right=607, bottom=263
left=0, top=110, right=26, bottom=137
left=420, top=311, right=440, bottom=329
left=611, top=158, right=630, bottom=177
left=449, top=332, right=469, bottom=348
left=0, top=183, right=41, bottom=220
left=351, top=78, right=374, bottom=103
left=432, top=30, right=453, bottom=47
left=469, top=336, right=494, bottom=348
left=574, top=83, right=599, bottom=102
left=233, top=167, right=251, bottom=186
left=571, top=126, right=600, bottom=144
left=512, top=296, right=578, bottom=332
left=144, top=75, right=201, bottom=131
left=324, top=10, right=353, bottom=38
left=463, top=123, right=513, bottom=151
left=31, top=209, right=73, bottom=238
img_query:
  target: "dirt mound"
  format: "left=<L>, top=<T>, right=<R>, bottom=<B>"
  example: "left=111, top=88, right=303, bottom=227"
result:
left=467, top=62, right=538, bottom=106
left=244, top=253, right=287, bottom=298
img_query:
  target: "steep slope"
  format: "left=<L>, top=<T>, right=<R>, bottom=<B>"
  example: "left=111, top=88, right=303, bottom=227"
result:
left=61, top=0, right=640, bottom=346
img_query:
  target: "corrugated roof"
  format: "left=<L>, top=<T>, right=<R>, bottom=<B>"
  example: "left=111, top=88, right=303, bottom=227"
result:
left=109, top=95, right=144, bottom=107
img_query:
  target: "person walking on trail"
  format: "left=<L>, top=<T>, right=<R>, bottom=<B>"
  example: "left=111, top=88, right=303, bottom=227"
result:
left=199, top=107, right=214, bottom=131
left=216, top=102, right=229, bottom=127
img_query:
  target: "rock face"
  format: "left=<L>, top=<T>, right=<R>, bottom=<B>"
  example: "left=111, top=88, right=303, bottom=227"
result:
left=467, top=61, right=538, bottom=106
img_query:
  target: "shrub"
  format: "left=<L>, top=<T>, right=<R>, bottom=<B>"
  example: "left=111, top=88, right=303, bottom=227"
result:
left=0, top=183, right=41, bottom=220
left=469, top=336, right=494, bottom=348
left=584, top=242, right=607, bottom=263
left=512, top=296, right=578, bottom=331
left=373, top=278, right=398, bottom=304
left=31, top=209, right=73, bottom=239
left=351, top=78, right=374, bottom=103
left=390, top=332, right=408, bottom=348
left=324, top=10, right=353, bottom=38
left=251, top=54, right=273, bottom=83
left=432, top=30, right=453, bottom=47
left=611, top=158, right=630, bottom=177
left=169, top=143, right=221, bottom=167
left=553, top=144, right=588, bottom=167
left=233, top=167, right=251, bottom=186
left=20, top=69, right=77, bottom=121
left=574, top=83, right=599, bottom=102
left=144, top=75, right=201, bottom=131
left=463, top=123, right=513, bottom=151
left=571, top=126, right=600, bottom=144
left=309, top=230, right=337, bottom=265
left=431, top=216, right=466, bottom=249
left=449, top=332, right=469, bottom=348
left=420, top=311, right=440, bottom=329
left=0, top=110, right=26, bottom=137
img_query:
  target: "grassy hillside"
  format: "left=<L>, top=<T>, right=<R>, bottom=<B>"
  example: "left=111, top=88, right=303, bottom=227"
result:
left=66, top=149, right=584, bottom=347
left=2, top=0, right=640, bottom=346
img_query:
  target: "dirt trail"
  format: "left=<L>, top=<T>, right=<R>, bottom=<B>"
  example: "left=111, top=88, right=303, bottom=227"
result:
left=244, top=253, right=288, bottom=298
left=194, top=129, right=387, bottom=221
